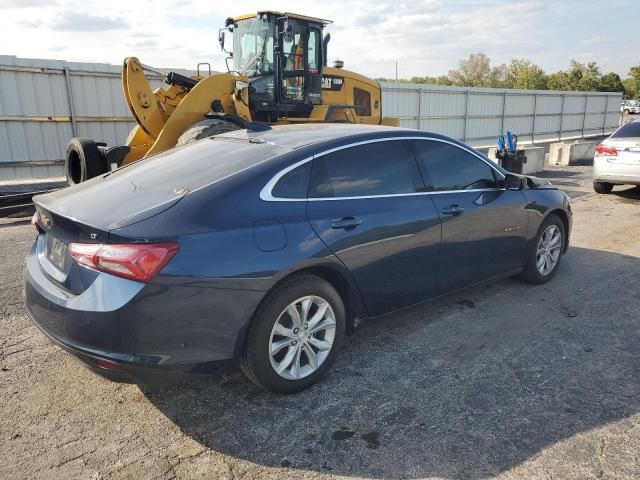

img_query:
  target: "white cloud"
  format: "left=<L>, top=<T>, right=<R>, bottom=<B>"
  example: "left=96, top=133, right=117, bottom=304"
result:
left=51, top=11, right=128, bottom=31
left=0, top=0, right=637, bottom=78
left=0, top=0, right=54, bottom=7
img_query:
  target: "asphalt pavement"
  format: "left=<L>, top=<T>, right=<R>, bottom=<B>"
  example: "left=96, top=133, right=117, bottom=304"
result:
left=1, top=165, right=639, bottom=479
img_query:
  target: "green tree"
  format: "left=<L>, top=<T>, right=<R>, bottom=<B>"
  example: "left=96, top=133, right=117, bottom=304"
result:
left=408, top=75, right=453, bottom=86
left=578, top=62, right=602, bottom=91
left=484, top=64, right=510, bottom=88
left=567, top=60, right=584, bottom=90
left=623, top=78, right=637, bottom=99
left=506, top=58, right=547, bottom=90
left=546, top=71, right=572, bottom=90
left=623, top=66, right=640, bottom=98
left=599, top=72, right=624, bottom=93
left=448, top=53, right=491, bottom=87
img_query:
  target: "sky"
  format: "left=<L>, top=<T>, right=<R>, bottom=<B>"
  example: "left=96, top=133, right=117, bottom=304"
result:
left=2, top=0, right=639, bottom=79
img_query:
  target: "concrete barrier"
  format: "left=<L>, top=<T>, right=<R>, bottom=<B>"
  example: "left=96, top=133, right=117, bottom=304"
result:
left=548, top=142, right=567, bottom=165
left=487, top=146, right=545, bottom=175
left=548, top=141, right=597, bottom=166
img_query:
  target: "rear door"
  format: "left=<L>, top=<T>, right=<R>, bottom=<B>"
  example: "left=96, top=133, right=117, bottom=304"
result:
left=409, top=139, right=529, bottom=292
left=306, top=139, right=442, bottom=317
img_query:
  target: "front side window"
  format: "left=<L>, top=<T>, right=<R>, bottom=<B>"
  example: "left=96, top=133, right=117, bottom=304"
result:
left=410, top=140, right=498, bottom=191
left=309, top=141, right=421, bottom=198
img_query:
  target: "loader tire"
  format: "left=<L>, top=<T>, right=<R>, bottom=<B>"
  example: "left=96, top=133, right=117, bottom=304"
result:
left=65, top=138, right=107, bottom=185
left=175, top=119, right=241, bottom=146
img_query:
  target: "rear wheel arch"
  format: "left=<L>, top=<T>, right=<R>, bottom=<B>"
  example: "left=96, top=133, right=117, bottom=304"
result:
left=298, top=266, right=361, bottom=333
left=244, top=264, right=361, bottom=346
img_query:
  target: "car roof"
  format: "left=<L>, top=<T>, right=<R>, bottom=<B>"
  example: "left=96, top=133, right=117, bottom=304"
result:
left=215, top=123, right=444, bottom=151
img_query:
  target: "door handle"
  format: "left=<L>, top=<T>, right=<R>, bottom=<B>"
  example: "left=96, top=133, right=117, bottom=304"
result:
left=441, top=204, right=465, bottom=216
left=330, top=217, right=363, bottom=230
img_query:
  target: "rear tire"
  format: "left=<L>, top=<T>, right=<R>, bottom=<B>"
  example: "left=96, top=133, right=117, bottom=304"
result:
left=175, top=119, right=241, bottom=146
left=65, top=138, right=107, bottom=185
left=593, top=181, right=613, bottom=194
left=241, top=274, right=346, bottom=394
left=518, top=214, right=566, bottom=285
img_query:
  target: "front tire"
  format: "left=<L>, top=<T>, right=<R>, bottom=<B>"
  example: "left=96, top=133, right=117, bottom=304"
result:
left=593, top=181, right=613, bottom=194
left=518, top=214, right=566, bottom=285
left=241, top=274, right=346, bottom=394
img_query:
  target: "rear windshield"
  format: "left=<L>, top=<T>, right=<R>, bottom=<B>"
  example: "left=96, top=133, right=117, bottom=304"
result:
left=611, top=121, right=640, bottom=138
left=107, top=138, right=288, bottom=192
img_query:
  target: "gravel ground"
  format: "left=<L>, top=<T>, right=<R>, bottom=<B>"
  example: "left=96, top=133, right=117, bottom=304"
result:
left=1, top=165, right=639, bottom=480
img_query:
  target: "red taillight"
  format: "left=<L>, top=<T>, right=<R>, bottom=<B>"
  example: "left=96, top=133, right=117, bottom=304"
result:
left=595, top=144, right=617, bottom=156
left=69, top=242, right=179, bottom=282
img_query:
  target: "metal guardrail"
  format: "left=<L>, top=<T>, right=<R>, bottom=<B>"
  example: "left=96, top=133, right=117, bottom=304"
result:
left=0, top=190, right=51, bottom=217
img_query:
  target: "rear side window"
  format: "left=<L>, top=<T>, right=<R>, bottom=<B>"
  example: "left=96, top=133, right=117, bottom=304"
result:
left=611, top=121, right=640, bottom=138
left=271, top=162, right=311, bottom=198
left=410, top=140, right=497, bottom=191
left=309, top=140, right=421, bottom=198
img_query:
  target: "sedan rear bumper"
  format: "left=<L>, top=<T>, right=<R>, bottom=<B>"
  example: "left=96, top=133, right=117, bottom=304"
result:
left=593, top=157, right=640, bottom=185
left=23, top=241, right=265, bottom=383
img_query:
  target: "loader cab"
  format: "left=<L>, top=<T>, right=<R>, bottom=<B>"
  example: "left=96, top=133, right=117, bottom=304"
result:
left=223, top=12, right=330, bottom=122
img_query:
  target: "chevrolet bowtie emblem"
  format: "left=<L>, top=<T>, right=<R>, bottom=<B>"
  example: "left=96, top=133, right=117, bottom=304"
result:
left=40, top=213, right=52, bottom=228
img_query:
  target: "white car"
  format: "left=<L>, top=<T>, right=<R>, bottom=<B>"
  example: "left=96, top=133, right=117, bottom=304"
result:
left=593, top=119, right=640, bottom=193
left=621, top=101, right=640, bottom=114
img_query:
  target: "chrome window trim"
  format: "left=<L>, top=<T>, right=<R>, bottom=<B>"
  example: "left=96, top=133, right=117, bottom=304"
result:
left=259, top=136, right=505, bottom=202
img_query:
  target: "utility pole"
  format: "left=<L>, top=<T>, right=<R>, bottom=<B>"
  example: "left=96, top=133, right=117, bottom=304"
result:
left=395, top=61, right=398, bottom=81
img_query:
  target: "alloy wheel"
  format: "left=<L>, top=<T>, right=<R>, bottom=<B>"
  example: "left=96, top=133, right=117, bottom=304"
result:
left=268, top=295, right=336, bottom=380
left=536, top=224, right=562, bottom=276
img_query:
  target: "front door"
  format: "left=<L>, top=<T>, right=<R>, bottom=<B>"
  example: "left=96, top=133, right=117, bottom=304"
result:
left=408, top=139, right=529, bottom=293
left=306, top=139, right=442, bottom=317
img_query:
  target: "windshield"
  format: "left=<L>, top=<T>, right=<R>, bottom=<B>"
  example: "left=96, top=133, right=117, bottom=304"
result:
left=233, top=17, right=275, bottom=77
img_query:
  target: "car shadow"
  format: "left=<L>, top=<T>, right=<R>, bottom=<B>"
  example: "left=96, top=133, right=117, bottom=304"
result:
left=536, top=170, right=584, bottom=178
left=141, top=246, right=640, bottom=479
left=613, top=186, right=640, bottom=203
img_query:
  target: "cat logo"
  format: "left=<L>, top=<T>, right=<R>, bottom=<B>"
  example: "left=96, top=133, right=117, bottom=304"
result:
left=321, top=75, right=344, bottom=91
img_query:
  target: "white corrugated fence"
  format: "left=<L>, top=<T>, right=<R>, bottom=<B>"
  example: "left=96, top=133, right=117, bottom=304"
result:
left=0, top=55, right=623, bottom=181
left=380, top=82, right=621, bottom=147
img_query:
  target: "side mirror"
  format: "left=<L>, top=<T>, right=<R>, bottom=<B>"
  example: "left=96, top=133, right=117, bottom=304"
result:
left=504, top=173, right=524, bottom=190
left=218, top=29, right=229, bottom=53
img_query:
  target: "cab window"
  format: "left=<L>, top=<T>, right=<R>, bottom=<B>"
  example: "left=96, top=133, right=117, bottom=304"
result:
left=308, top=29, right=321, bottom=74
left=281, top=23, right=306, bottom=100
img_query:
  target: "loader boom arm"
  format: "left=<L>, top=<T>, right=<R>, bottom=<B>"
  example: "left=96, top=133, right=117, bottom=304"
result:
left=121, top=57, right=194, bottom=140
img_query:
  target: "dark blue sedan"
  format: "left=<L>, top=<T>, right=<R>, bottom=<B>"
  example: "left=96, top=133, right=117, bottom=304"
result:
left=24, top=124, right=571, bottom=393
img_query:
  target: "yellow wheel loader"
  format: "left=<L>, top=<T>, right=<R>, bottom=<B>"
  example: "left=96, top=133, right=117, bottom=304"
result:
left=65, top=11, right=399, bottom=184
